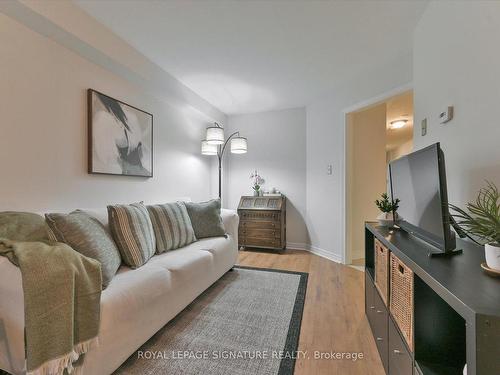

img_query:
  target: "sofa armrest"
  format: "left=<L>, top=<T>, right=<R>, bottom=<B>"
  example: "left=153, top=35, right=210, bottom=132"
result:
left=221, top=209, right=239, bottom=239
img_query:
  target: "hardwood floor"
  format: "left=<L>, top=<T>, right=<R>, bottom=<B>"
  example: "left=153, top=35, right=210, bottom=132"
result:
left=238, top=249, right=385, bottom=375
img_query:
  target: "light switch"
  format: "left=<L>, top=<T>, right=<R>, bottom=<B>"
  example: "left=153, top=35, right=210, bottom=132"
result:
left=421, top=118, right=427, bottom=136
left=327, top=165, right=333, bottom=175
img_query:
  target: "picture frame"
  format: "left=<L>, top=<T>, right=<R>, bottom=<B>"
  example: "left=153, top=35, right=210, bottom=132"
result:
left=87, top=89, right=153, bottom=177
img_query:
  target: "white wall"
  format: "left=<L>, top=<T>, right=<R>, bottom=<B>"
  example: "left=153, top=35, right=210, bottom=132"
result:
left=413, top=1, right=500, bottom=209
left=0, top=4, right=223, bottom=211
left=347, top=104, right=387, bottom=261
left=224, top=108, right=309, bottom=247
left=306, top=56, right=413, bottom=262
left=387, top=139, right=413, bottom=163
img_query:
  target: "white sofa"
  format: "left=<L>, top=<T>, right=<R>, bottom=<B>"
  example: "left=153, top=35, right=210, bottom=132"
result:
left=0, top=208, right=239, bottom=375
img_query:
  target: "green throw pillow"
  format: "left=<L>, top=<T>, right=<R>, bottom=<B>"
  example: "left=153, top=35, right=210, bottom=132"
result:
left=147, top=202, right=197, bottom=252
left=108, top=203, right=156, bottom=268
left=184, top=199, right=226, bottom=239
left=0, top=211, right=51, bottom=242
left=45, top=210, right=121, bottom=287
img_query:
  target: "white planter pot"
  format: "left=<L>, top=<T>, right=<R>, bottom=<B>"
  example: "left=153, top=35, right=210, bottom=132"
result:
left=485, top=243, right=500, bottom=271
left=377, top=212, right=398, bottom=227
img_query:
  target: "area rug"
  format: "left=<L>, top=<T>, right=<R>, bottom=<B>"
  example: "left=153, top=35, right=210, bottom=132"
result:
left=115, top=266, right=308, bottom=375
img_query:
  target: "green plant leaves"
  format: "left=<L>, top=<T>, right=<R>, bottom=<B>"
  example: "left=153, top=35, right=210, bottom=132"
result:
left=375, top=193, right=399, bottom=214
left=449, top=181, right=500, bottom=244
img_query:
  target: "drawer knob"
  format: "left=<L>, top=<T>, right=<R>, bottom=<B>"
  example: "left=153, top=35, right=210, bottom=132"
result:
left=370, top=306, right=375, bottom=310
left=393, top=349, right=403, bottom=355
left=376, top=310, right=383, bottom=314
left=376, top=337, right=383, bottom=341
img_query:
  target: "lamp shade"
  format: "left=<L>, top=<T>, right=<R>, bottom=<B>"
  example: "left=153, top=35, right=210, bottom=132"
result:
left=206, top=126, right=224, bottom=145
left=230, top=137, right=248, bottom=154
left=201, top=140, right=218, bottom=155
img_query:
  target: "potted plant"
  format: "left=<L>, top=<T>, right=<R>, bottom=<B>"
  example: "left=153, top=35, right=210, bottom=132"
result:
left=250, top=170, right=265, bottom=197
left=449, top=181, right=500, bottom=271
left=375, top=193, right=400, bottom=227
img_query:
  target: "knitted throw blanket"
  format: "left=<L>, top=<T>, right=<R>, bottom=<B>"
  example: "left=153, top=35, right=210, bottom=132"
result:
left=0, top=238, right=102, bottom=375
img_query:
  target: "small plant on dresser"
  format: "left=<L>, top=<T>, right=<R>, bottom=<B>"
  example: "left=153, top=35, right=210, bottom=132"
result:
left=450, top=181, right=500, bottom=272
left=375, top=193, right=400, bottom=227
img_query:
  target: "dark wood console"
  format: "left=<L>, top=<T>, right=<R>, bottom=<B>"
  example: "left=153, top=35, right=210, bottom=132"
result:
left=365, top=222, right=500, bottom=375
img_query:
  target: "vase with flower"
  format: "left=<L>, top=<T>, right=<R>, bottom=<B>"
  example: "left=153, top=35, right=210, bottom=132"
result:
left=250, top=170, right=265, bottom=197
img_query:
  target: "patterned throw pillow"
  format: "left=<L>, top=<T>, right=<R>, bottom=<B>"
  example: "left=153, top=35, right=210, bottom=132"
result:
left=184, top=199, right=226, bottom=239
left=45, top=210, right=121, bottom=287
left=147, top=202, right=197, bottom=253
left=107, top=203, right=156, bottom=268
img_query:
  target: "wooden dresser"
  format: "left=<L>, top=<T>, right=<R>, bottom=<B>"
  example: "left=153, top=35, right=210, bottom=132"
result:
left=237, top=195, right=286, bottom=250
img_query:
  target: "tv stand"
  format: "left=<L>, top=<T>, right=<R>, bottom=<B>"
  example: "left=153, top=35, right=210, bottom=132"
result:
left=365, top=222, right=500, bottom=375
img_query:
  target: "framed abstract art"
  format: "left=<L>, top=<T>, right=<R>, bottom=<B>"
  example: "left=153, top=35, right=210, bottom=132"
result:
left=87, top=89, right=153, bottom=177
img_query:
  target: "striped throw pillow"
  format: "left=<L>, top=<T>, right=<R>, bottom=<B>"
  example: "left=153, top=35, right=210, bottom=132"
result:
left=147, top=202, right=197, bottom=253
left=107, top=203, right=156, bottom=268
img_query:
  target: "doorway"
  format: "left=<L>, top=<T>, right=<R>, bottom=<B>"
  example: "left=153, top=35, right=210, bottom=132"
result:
left=345, top=91, right=414, bottom=269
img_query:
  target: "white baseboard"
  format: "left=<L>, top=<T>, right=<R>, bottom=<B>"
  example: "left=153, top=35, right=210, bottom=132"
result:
left=308, top=245, right=342, bottom=263
left=286, top=242, right=309, bottom=251
left=285, top=242, right=342, bottom=264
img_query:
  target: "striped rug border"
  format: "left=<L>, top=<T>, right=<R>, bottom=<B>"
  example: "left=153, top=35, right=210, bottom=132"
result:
left=234, top=265, right=308, bottom=375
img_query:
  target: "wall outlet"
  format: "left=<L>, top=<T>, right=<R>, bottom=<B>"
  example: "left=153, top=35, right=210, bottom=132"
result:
left=421, top=118, right=427, bottom=136
left=327, top=164, right=333, bottom=175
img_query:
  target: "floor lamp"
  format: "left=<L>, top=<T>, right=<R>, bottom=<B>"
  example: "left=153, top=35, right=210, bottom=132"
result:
left=201, top=122, right=248, bottom=199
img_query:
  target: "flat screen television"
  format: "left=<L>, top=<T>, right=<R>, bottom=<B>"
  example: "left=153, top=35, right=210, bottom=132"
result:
left=389, top=143, right=460, bottom=256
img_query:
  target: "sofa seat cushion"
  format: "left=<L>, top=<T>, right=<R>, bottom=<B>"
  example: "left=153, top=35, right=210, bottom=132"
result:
left=146, top=247, right=214, bottom=282
left=101, top=265, right=173, bottom=323
left=192, top=236, right=237, bottom=267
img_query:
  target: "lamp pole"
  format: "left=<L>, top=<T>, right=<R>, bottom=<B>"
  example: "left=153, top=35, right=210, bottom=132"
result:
left=217, top=132, right=241, bottom=199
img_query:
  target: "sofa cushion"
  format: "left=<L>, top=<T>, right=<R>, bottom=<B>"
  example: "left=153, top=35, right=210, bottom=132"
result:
left=146, top=246, right=215, bottom=282
left=184, top=199, right=226, bottom=239
left=82, top=208, right=110, bottom=232
left=45, top=210, right=121, bottom=287
left=107, top=203, right=156, bottom=268
left=193, top=236, right=237, bottom=267
left=146, top=202, right=196, bottom=253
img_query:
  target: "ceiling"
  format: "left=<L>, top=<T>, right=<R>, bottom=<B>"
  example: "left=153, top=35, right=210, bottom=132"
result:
left=74, top=0, right=427, bottom=115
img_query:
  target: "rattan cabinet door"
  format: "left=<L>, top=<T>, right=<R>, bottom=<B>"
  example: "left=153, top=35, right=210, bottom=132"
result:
left=390, top=252, right=414, bottom=351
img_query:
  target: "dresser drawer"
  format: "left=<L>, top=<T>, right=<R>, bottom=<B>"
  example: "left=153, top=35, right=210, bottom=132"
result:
left=239, top=228, right=281, bottom=239
left=239, top=236, right=282, bottom=249
left=373, top=287, right=389, bottom=373
left=366, top=272, right=375, bottom=322
left=389, top=317, right=413, bottom=375
left=239, top=210, right=280, bottom=222
left=240, top=220, right=280, bottom=230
